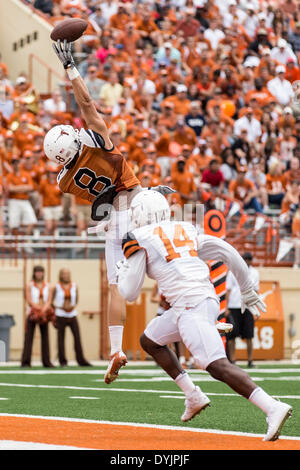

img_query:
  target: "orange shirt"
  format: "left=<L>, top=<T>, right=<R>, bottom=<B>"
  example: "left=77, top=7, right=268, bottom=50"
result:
left=162, top=96, right=191, bottom=115
left=58, top=145, right=140, bottom=203
left=6, top=170, right=33, bottom=200
left=39, top=179, right=62, bottom=207
left=292, top=216, right=300, bottom=237
left=285, top=66, right=300, bottom=84
left=155, top=133, right=171, bottom=157
left=166, top=191, right=183, bottom=209
left=172, top=170, right=196, bottom=198
left=20, top=163, right=41, bottom=190
left=13, top=129, right=37, bottom=154
left=173, top=128, right=197, bottom=148
left=110, top=13, right=130, bottom=31
left=228, top=178, right=255, bottom=201
left=266, top=174, right=286, bottom=194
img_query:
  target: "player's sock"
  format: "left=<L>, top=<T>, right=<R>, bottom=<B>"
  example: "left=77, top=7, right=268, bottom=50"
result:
left=175, top=371, right=197, bottom=397
left=109, top=325, right=124, bottom=355
left=248, top=387, right=278, bottom=415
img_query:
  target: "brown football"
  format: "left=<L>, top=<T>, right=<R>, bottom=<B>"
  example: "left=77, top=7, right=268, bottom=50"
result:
left=50, top=18, right=88, bottom=42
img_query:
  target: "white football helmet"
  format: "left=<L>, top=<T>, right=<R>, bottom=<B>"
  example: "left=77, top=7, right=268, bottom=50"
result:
left=43, top=125, right=81, bottom=165
left=130, top=190, right=171, bottom=229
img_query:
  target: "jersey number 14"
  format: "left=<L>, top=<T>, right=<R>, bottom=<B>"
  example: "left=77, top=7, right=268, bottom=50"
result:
left=154, top=224, right=198, bottom=262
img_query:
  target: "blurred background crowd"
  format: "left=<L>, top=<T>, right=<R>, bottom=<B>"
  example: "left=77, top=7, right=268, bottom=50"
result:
left=1, top=0, right=300, bottom=258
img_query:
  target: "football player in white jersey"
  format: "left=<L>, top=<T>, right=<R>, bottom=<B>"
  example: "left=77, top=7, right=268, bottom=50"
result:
left=116, top=191, right=293, bottom=442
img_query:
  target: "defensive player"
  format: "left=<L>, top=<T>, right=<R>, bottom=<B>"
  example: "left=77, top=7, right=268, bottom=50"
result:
left=44, top=40, right=157, bottom=383
left=116, top=191, right=292, bottom=441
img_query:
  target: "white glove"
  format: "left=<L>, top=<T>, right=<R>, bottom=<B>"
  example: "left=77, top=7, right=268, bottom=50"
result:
left=241, top=288, right=266, bottom=317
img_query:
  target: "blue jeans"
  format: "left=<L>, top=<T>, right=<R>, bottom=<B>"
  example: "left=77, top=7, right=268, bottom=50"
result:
left=243, top=197, right=263, bottom=213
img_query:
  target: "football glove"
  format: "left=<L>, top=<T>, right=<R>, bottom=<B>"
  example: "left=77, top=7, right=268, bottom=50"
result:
left=52, top=39, right=75, bottom=70
left=150, top=185, right=176, bottom=195
left=241, top=288, right=266, bottom=317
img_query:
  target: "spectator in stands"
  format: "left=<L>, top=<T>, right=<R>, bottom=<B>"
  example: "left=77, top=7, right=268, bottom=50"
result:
left=201, top=159, right=225, bottom=194
left=43, top=89, right=66, bottom=115
left=171, top=157, right=197, bottom=205
left=84, top=65, right=107, bottom=101
left=70, top=195, right=91, bottom=237
left=33, top=0, right=54, bottom=16
left=184, top=101, right=206, bottom=137
left=99, top=71, right=123, bottom=107
left=21, top=265, right=54, bottom=368
left=228, top=166, right=264, bottom=213
left=220, top=148, right=238, bottom=188
left=267, top=65, right=295, bottom=106
left=6, top=158, right=37, bottom=237
left=204, top=18, right=225, bottom=50
left=266, top=159, right=287, bottom=209
left=246, top=160, right=269, bottom=212
left=39, top=165, right=62, bottom=235
left=51, top=268, right=91, bottom=367
left=270, top=38, right=298, bottom=65
left=234, top=108, right=262, bottom=143
left=288, top=21, right=300, bottom=55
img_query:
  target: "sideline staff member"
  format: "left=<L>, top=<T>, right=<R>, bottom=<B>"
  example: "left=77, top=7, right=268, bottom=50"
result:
left=51, top=268, right=91, bottom=367
left=225, top=252, right=260, bottom=368
left=21, top=265, right=54, bottom=368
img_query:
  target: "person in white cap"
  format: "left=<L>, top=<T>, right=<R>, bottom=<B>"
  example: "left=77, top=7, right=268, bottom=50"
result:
left=155, top=42, right=181, bottom=68
left=267, top=65, right=294, bottom=106
left=270, top=38, right=297, bottom=65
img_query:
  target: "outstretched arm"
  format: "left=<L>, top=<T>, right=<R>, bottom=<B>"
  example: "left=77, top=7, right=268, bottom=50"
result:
left=52, top=40, right=113, bottom=149
left=197, top=234, right=266, bottom=316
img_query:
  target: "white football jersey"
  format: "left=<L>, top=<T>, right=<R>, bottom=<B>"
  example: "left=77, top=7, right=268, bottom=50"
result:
left=122, top=221, right=218, bottom=308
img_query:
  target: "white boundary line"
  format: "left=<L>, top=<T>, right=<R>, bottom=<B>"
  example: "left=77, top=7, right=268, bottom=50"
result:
left=0, top=413, right=299, bottom=442
left=0, top=382, right=299, bottom=401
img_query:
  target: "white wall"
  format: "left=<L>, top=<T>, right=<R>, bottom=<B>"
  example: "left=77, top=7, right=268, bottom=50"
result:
left=0, top=0, right=64, bottom=93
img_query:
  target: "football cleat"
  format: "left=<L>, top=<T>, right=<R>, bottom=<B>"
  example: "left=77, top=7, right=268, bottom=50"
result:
left=263, top=402, right=293, bottom=441
left=181, top=386, right=211, bottom=422
left=104, top=351, right=128, bottom=384
left=216, top=322, right=233, bottom=333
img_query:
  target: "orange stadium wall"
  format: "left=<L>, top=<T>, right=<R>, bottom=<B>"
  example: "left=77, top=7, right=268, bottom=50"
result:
left=0, top=261, right=300, bottom=363
left=0, top=0, right=63, bottom=93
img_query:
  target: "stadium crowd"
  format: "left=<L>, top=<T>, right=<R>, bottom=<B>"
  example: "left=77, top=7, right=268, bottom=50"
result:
left=1, top=0, right=300, bottom=261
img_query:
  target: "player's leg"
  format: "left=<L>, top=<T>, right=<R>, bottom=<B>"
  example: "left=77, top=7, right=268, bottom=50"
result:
left=206, top=357, right=292, bottom=441
left=104, top=210, right=130, bottom=384
left=180, top=298, right=292, bottom=440
left=141, top=310, right=210, bottom=421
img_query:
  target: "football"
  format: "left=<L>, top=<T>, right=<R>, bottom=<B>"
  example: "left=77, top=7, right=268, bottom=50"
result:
left=50, top=18, right=88, bottom=42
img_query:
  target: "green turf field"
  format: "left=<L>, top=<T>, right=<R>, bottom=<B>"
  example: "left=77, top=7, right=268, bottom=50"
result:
left=0, top=363, right=299, bottom=438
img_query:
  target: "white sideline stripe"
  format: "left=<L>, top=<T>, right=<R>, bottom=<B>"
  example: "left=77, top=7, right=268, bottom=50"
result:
left=0, top=398, right=9, bottom=400
left=0, top=413, right=299, bottom=441
left=0, top=382, right=182, bottom=394
left=0, top=440, right=93, bottom=450
left=0, top=382, right=299, bottom=401
left=0, top=368, right=299, bottom=375
left=69, top=396, right=100, bottom=400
